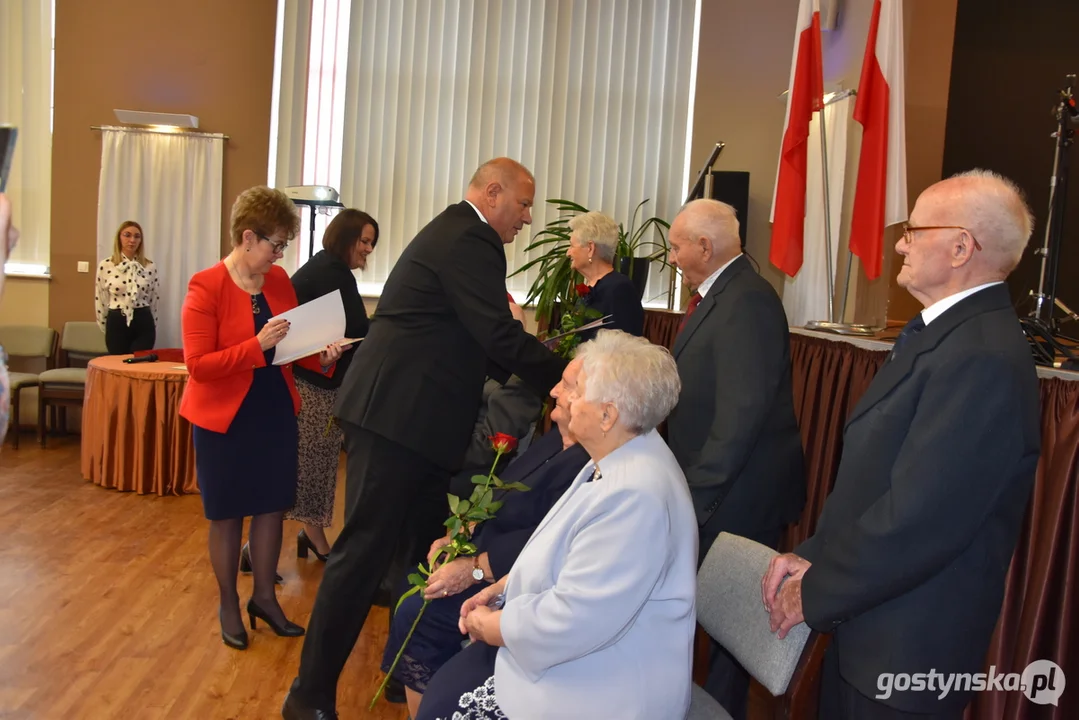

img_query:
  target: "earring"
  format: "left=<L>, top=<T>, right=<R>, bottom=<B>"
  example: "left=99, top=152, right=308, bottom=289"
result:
left=588, top=257, right=593, bottom=264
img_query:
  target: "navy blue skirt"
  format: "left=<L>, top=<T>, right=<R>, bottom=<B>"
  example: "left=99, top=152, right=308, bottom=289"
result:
left=193, top=293, right=298, bottom=520
left=382, top=579, right=486, bottom=691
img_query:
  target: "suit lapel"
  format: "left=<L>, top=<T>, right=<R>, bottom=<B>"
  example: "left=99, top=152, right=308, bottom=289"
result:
left=502, top=431, right=561, bottom=484
left=845, top=284, right=1016, bottom=428
left=673, top=256, right=749, bottom=359
left=673, top=291, right=716, bottom=358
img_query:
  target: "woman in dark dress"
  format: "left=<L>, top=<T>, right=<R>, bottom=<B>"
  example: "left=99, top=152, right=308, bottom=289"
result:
left=380, top=383, right=590, bottom=719
left=179, top=186, right=342, bottom=650
left=565, top=211, right=645, bottom=341
left=286, top=209, right=378, bottom=560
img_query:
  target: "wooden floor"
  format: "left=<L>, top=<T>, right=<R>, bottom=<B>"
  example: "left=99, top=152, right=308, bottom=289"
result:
left=0, top=434, right=409, bottom=719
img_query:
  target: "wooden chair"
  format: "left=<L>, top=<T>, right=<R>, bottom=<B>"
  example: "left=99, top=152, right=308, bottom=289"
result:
left=687, top=532, right=826, bottom=720
left=0, top=325, right=57, bottom=449
left=36, top=322, right=107, bottom=447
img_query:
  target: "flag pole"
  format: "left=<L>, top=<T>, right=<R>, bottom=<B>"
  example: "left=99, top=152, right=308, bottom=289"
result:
left=818, top=102, right=835, bottom=323
left=804, top=89, right=876, bottom=336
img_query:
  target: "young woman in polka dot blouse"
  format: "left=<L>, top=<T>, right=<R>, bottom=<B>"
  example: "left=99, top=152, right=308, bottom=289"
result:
left=94, top=220, right=160, bottom=355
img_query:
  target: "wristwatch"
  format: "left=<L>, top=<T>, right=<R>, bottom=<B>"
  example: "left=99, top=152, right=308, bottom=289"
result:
left=472, top=556, right=485, bottom=582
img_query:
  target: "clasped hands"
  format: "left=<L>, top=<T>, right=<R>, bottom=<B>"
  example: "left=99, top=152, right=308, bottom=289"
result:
left=457, top=577, right=506, bottom=647
left=760, top=553, right=811, bottom=639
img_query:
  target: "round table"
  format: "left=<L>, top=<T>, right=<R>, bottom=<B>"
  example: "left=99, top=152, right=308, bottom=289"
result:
left=80, top=356, right=198, bottom=495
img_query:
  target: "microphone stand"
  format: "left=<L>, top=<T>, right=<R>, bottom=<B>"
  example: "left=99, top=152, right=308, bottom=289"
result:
left=1020, top=74, right=1079, bottom=367
left=669, top=143, right=725, bottom=310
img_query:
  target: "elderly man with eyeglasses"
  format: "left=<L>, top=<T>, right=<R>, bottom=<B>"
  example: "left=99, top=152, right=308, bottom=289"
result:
left=761, top=169, right=1042, bottom=720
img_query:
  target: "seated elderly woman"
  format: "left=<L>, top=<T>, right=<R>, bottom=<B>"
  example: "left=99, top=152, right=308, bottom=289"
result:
left=416, top=330, right=698, bottom=720
left=566, top=211, right=645, bottom=340
left=381, top=363, right=591, bottom=719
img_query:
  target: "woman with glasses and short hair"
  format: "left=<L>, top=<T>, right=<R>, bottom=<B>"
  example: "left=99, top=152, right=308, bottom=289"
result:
left=180, top=186, right=343, bottom=651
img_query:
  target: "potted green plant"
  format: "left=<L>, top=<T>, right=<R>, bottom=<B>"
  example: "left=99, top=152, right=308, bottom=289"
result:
left=511, top=198, right=671, bottom=328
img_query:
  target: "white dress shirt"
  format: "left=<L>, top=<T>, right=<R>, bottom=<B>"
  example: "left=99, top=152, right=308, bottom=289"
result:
left=465, top=199, right=489, bottom=224
left=697, top=253, right=743, bottom=298
left=919, top=281, right=1003, bottom=326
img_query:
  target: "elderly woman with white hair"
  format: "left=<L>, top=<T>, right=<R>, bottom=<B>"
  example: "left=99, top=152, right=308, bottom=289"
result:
left=566, top=211, right=645, bottom=339
left=416, top=330, right=699, bottom=720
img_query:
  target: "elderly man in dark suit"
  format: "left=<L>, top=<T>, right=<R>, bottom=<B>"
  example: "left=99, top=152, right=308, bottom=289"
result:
left=763, top=170, right=1042, bottom=719
left=283, top=158, right=566, bottom=720
left=666, top=198, right=805, bottom=718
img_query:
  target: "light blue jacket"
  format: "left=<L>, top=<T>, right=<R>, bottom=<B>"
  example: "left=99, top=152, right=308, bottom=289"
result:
left=496, top=429, right=699, bottom=719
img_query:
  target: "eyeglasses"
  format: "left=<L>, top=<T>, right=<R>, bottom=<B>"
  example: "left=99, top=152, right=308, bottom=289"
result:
left=901, top=224, right=982, bottom=252
left=257, top=234, right=290, bottom=254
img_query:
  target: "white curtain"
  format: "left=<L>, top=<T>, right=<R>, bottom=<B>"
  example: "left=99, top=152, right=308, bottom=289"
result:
left=782, top=93, right=852, bottom=327
left=0, top=0, right=52, bottom=271
left=340, top=0, right=697, bottom=306
left=268, top=0, right=313, bottom=276
left=97, top=129, right=224, bottom=348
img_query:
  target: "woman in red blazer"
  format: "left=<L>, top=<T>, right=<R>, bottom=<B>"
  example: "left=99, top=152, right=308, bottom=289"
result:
left=180, top=186, right=341, bottom=651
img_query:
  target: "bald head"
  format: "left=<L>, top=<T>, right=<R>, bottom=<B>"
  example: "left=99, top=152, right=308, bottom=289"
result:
left=667, top=199, right=741, bottom=288
left=897, top=169, right=1033, bottom=307
left=468, top=158, right=535, bottom=191
left=465, top=157, right=536, bottom=244
left=928, top=169, right=1034, bottom=275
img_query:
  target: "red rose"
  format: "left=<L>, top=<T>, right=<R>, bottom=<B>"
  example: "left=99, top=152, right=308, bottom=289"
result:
left=489, top=433, right=518, bottom=454
left=576, top=283, right=591, bottom=297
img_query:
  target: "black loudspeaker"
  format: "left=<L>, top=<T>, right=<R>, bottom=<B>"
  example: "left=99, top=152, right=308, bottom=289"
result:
left=710, top=170, right=750, bottom=250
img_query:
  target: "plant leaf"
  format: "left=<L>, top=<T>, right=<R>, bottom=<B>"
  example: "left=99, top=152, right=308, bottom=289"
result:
left=447, top=493, right=461, bottom=514
left=394, top=584, right=422, bottom=614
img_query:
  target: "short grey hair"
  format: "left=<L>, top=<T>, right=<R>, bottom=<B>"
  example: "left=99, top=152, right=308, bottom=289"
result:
left=946, top=168, right=1034, bottom=274
left=678, top=198, right=740, bottom=254
left=569, top=211, right=620, bottom=264
left=574, top=330, right=681, bottom=434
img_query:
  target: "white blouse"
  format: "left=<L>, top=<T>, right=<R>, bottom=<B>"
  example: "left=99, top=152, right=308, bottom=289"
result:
left=94, top=257, right=161, bottom=330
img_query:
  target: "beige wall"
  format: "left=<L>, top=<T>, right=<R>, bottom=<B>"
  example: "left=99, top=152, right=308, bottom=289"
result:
left=887, top=0, right=958, bottom=323
left=689, top=0, right=797, bottom=297
left=690, top=0, right=958, bottom=324
left=48, top=0, right=278, bottom=336
left=0, top=277, right=49, bottom=326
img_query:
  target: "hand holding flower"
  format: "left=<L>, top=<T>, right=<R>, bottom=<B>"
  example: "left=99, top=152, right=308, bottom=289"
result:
left=427, top=535, right=452, bottom=568
left=371, top=433, right=525, bottom=708
left=423, top=558, right=476, bottom=600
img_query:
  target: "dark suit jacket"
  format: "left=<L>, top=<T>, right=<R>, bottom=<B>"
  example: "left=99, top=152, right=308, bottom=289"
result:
left=449, top=376, right=544, bottom=497
left=472, top=427, right=591, bottom=577
left=667, top=255, right=805, bottom=558
left=290, top=249, right=369, bottom=390
left=797, top=284, right=1041, bottom=714
left=580, top=270, right=644, bottom=341
left=333, top=202, right=566, bottom=471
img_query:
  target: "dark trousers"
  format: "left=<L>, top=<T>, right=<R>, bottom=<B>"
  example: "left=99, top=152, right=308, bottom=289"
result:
left=700, top=524, right=782, bottom=720
left=292, top=421, right=449, bottom=710
left=819, top=642, right=964, bottom=720
left=105, top=307, right=155, bottom=355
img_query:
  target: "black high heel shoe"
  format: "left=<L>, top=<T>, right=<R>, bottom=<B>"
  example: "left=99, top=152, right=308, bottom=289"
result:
left=297, top=529, right=330, bottom=562
left=247, top=598, right=305, bottom=637
left=219, top=608, right=249, bottom=650
left=239, top=542, right=283, bottom=584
